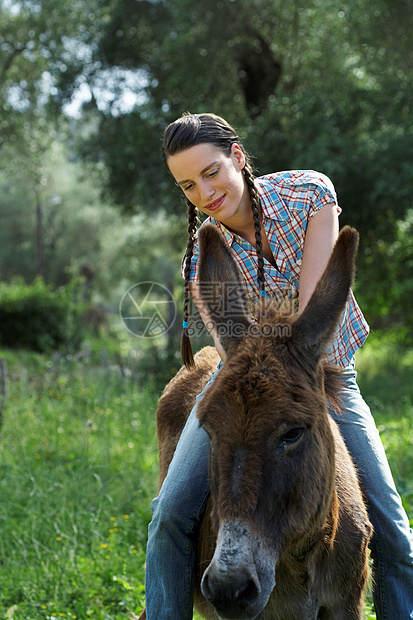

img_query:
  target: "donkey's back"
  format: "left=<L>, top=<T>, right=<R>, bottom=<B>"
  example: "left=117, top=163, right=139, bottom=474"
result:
left=156, top=346, right=220, bottom=483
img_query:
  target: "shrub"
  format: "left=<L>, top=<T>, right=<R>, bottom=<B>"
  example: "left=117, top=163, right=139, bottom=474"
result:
left=0, top=278, right=83, bottom=353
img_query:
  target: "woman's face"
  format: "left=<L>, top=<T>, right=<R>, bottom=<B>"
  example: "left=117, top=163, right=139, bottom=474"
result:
left=167, top=143, right=251, bottom=225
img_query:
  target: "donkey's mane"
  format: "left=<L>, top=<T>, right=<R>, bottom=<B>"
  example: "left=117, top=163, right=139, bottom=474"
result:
left=249, top=296, right=343, bottom=411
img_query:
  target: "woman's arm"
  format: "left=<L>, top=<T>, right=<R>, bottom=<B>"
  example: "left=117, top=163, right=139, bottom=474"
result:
left=297, top=203, right=339, bottom=315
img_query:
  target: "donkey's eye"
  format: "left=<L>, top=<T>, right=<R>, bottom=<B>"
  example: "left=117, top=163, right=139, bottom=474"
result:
left=282, top=427, right=305, bottom=445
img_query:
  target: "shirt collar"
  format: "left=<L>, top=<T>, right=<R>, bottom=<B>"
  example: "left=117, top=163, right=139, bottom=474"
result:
left=255, top=176, right=290, bottom=222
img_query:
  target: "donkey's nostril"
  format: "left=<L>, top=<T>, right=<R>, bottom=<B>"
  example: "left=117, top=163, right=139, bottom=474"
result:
left=237, top=577, right=259, bottom=604
left=202, top=564, right=261, bottom=615
left=201, top=571, right=213, bottom=600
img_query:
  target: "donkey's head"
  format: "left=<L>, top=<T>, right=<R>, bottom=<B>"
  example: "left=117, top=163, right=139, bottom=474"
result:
left=195, top=225, right=359, bottom=620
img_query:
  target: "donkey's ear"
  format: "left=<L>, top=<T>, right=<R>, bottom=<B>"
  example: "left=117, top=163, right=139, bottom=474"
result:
left=292, top=226, right=359, bottom=362
left=198, top=225, right=251, bottom=354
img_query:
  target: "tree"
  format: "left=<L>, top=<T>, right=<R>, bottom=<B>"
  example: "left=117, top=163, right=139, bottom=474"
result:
left=58, top=0, right=412, bottom=220
left=0, top=140, right=122, bottom=288
left=0, top=0, right=110, bottom=280
left=1, top=0, right=412, bottom=333
left=57, top=0, right=413, bottom=330
left=0, top=0, right=107, bottom=150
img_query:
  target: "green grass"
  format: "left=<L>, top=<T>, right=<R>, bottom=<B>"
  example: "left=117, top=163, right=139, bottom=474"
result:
left=355, top=330, right=413, bottom=518
left=0, top=351, right=159, bottom=619
left=351, top=330, right=413, bottom=619
left=0, top=329, right=411, bottom=619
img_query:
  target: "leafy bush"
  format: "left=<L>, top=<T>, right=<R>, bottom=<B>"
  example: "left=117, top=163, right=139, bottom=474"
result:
left=0, top=278, right=83, bottom=353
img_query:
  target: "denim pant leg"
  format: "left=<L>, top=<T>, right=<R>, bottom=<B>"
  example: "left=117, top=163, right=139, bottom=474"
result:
left=328, top=361, right=413, bottom=620
left=145, top=364, right=222, bottom=620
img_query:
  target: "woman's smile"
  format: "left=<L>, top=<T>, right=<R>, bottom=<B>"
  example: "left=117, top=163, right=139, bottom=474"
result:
left=204, top=195, right=225, bottom=212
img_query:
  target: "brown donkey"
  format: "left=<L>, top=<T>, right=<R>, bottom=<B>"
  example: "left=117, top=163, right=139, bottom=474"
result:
left=142, top=225, right=372, bottom=620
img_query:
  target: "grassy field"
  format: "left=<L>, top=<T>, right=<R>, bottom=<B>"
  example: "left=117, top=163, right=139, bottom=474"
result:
left=0, top=330, right=411, bottom=619
left=0, top=350, right=158, bottom=619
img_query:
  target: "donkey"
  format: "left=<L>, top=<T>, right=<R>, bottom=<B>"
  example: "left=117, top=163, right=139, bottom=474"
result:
left=144, top=225, right=372, bottom=620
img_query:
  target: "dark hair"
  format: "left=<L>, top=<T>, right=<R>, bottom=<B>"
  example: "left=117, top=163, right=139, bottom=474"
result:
left=163, top=113, right=265, bottom=368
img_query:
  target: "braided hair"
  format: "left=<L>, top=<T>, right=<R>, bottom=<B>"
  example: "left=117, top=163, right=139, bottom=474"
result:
left=162, top=113, right=265, bottom=368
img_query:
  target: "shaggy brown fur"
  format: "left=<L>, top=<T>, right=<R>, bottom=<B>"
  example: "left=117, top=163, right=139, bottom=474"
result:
left=140, top=225, right=372, bottom=620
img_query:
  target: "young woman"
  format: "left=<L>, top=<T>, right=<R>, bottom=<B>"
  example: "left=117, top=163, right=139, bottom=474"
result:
left=143, top=113, right=413, bottom=619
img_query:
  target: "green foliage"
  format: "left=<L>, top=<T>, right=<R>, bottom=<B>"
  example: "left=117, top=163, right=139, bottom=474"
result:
left=0, top=278, right=83, bottom=353
left=356, top=209, right=413, bottom=336
left=0, top=0, right=106, bottom=154
left=0, top=145, right=125, bottom=290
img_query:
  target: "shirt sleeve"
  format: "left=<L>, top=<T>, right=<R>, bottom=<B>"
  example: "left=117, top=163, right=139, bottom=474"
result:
left=308, top=171, right=342, bottom=218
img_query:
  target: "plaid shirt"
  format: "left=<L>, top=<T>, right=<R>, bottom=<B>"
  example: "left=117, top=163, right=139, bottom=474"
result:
left=183, top=170, right=369, bottom=368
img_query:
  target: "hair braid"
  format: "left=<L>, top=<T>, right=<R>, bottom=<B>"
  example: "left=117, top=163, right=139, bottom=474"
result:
left=181, top=200, right=198, bottom=368
left=243, top=164, right=266, bottom=296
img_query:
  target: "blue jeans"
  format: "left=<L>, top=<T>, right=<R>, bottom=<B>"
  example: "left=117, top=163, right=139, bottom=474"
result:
left=145, top=361, right=413, bottom=619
